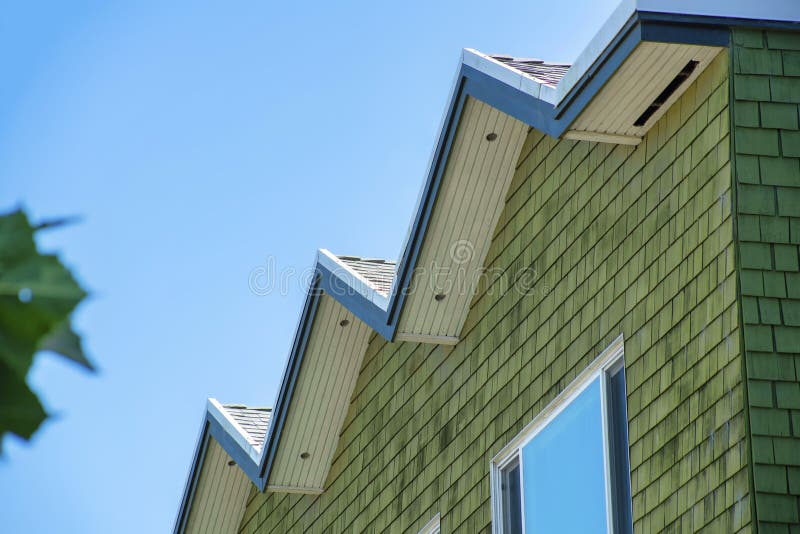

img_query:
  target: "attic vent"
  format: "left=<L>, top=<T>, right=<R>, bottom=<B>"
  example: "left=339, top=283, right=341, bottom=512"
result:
left=633, top=60, right=699, bottom=127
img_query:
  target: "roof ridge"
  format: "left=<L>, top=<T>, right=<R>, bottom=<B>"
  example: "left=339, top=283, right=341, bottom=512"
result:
left=335, top=254, right=396, bottom=264
left=484, top=52, right=572, bottom=88
left=223, top=403, right=273, bottom=412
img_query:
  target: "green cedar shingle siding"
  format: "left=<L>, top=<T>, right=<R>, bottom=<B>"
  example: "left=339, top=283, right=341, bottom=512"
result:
left=732, top=28, right=800, bottom=533
left=238, top=50, right=750, bottom=533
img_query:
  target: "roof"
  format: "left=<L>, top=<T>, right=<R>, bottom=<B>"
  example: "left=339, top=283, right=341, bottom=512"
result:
left=220, top=404, right=272, bottom=451
left=488, top=56, right=570, bottom=87
left=336, top=256, right=396, bottom=296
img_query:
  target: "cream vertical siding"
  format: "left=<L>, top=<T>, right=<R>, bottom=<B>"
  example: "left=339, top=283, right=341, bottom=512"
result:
left=398, top=97, right=528, bottom=339
left=184, top=439, right=251, bottom=534
left=568, top=42, right=722, bottom=137
left=267, top=295, right=372, bottom=492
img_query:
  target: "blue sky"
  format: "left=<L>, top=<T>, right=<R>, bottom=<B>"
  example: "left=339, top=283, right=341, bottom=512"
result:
left=0, top=1, right=618, bottom=531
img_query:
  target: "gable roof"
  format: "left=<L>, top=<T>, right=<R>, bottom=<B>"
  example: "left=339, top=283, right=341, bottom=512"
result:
left=175, top=2, right=800, bottom=531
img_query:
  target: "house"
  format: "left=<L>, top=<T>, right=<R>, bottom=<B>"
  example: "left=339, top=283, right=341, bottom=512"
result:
left=174, top=1, right=800, bottom=532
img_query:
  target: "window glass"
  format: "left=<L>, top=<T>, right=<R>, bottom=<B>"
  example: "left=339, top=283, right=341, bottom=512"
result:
left=521, top=377, right=608, bottom=534
left=500, top=459, right=522, bottom=534
left=608, top=365, right=632, bottom=534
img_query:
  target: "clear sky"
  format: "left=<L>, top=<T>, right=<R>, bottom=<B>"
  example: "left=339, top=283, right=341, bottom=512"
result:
left=0, top=1, right=619, bottom=532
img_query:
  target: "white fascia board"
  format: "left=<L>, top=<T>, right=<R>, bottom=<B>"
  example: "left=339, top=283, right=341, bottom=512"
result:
left=317, top=249, right=390, bottom=311
left=462, top=49, right=552, bottom=103
left=207, top=398, right=262, bottom=464
left=553, top=0, right=638, bottom=105
left=564, top=130, right=642, bottom=146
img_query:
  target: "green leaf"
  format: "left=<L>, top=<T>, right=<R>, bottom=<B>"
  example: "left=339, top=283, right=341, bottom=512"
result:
left=0, top=208, right=91, bottom=447
left=0, top=361, right=47, bottom=441
left=39, top=321, right=94, bottom=371
left=0, top=209, right=36, bottom=266
left=33, top=215, right=83, bottom=231
left=0, top=253, right=86, bottom=379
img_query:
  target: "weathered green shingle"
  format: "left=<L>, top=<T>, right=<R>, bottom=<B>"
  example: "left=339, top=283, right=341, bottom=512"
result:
left=759, top=298, right=782, bottom=325
left=734, top=29, right=765, bottom=49
left=781, top=130, right=800, bottom=158
left=735, top=127, right=780, bottom=156
left=777, top=186, right=800, bottom=216
left=760, top=102, right=799, bottom=130
left=732, top=28, right=800, bottom=533
left=774, top=244, right=799, bottom=271
left=767, top=30, right=800, bottom=51
left=735, top=74, right=771, bottom=101
left=760, top=216, right=790, bottom=243
left=735, top=47, right=783, bottom=75
left=738, top=184, right=776, bottom=215
left=759, top=156, right=800, bottom=187
left=783, top=51, right=800, bottom=76
left=771, top=77, right=800, bottom=104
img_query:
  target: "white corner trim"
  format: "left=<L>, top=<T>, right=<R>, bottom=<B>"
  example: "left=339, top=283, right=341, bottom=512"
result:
left=563, top=130, right=642, bottom=145
left=207, top=398, right=262, bottom=464
left=418, top=513, right=441, bottom=534
left=317, top=249, right=390, bottom=311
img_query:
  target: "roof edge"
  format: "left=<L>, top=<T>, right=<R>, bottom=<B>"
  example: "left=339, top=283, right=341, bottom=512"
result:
left=318, top=249, right=390, bottom=312
left=207, top=398, right=262, bottom=462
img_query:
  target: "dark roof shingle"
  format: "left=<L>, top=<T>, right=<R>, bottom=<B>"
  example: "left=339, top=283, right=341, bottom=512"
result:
left=489, top=55, right=571, bottom=87
left=222, top=404, right=272, bottom=450
left=336, top=255, right=396, bottom=296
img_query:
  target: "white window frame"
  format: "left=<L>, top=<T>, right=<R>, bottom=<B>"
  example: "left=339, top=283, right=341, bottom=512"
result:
left=418, top=513, right=440, bottom=534
left=489, top=334, right=626, bottom=534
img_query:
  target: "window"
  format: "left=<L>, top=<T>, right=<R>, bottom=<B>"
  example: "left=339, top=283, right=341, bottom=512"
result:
left=491, top=336, right=632, bottom=534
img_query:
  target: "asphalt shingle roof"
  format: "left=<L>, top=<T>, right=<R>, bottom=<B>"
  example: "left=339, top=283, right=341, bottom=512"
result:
left=222, top=404, right=272, bottom=451
left=489, top=55, right=571, bottom=87
left=336, top=255, right=396, bottom=296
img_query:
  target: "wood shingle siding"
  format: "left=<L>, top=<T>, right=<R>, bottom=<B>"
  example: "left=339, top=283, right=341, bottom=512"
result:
left=237, top=50, right=749, bottom=533
left=732, top=28, right=800, bottom=533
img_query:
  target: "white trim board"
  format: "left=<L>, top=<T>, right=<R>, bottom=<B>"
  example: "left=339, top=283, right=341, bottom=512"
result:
left=418, top=513, right=441, bottom=534
left=207, top=398, right=262, bottom=465
left=318, top=248, right=390, bottom=311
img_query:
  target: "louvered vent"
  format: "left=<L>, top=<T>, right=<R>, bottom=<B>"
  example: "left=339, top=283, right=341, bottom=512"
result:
left=634, top=60, right=699, bottom=127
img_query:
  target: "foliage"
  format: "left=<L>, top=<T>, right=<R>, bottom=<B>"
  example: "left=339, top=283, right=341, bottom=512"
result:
left=0, top=209, right=93, bottom=448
